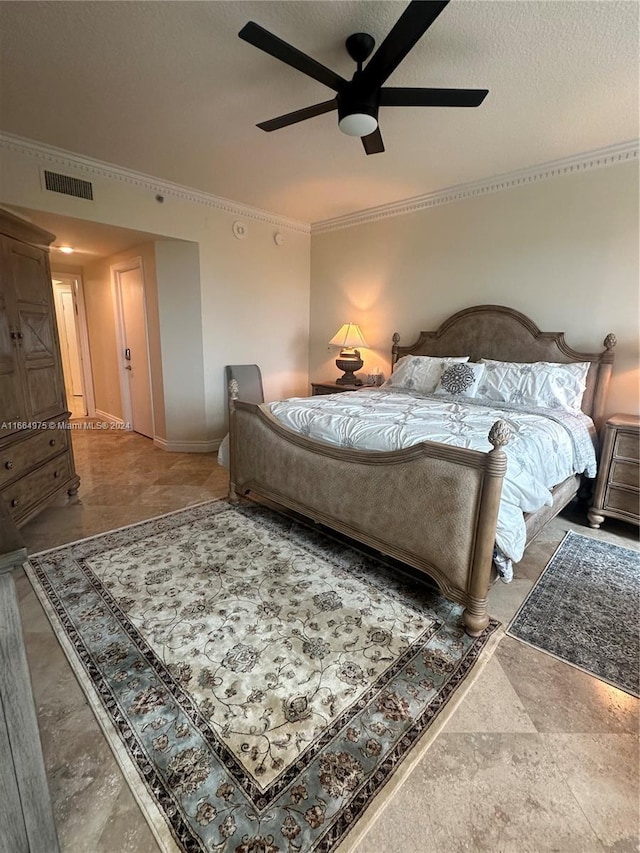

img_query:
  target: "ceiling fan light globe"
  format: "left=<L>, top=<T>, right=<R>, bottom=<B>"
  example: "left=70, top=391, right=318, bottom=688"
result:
left=338, top=113, right=378, bottom=137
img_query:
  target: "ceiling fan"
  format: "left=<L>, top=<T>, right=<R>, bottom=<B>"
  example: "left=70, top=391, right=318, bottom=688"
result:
left=239, top=0, right=488, bottom=155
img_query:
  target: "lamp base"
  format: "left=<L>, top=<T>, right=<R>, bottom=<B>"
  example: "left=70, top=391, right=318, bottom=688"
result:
left=335, top=356, right=364, bottom=385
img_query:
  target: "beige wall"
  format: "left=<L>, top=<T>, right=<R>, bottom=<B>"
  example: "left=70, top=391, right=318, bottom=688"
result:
left=154, top=240, right=206, bottom=445
left=0, top=144, right=311, bottom=445
left=199, top=222, right=310, bottom=434
left=139, top=244, right=166, bottom=440
left=310, top=160, right=639, bottom=418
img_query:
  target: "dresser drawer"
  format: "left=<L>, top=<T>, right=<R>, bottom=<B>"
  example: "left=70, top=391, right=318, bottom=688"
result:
left=0, top=428, right=69, bottom=487
left=3, top=452, right=72, bottom=522
left=614, top=431, right=640, bottom=463
left=604, top=485, right=640, bottom=518
left=610, top=459, right=639, bottom=490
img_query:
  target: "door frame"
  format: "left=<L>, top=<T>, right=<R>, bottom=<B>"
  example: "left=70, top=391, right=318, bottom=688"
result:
left=50, top=271, right=95, bottom=417
left=110, top=256, right=155, bottom=436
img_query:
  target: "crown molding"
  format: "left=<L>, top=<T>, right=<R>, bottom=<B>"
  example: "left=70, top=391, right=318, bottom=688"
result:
left=311, top=140, right=639, bottom=234
left=0, top=132, right=311, bottom=235
left=2, top=132, right=636, bottom=238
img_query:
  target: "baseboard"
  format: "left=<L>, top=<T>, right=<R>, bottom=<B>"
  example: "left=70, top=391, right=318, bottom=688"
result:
left=153, top=436, right=220, bottom=453
left=94, top=409, right=127, bottom=427
left=92, top=413, right=219, bottom=452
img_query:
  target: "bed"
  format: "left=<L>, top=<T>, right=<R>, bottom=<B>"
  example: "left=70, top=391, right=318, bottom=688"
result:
left=227, top=305, right=616, bottom=635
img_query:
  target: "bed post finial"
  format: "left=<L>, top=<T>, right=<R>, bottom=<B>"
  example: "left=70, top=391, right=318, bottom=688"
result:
left=603, top=333, right=617, bottom=351
left=488, top=419, right=511, bottom=450
left=228, top=378, right=240, bottom=413
left=392, top=332, right=400, bottom=364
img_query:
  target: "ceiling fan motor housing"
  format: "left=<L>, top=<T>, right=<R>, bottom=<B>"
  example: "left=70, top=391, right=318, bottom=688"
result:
left=337, top=82, right=380, bottom=136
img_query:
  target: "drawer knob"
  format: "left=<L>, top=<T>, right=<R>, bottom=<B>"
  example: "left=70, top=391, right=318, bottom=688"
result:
left=49, top=438, right=57, bottom=447
left=11, top=498, right=19, bottom=508
left=4, top=461, right=13, bottom=470
left=53, top=470, right=60, bottom=479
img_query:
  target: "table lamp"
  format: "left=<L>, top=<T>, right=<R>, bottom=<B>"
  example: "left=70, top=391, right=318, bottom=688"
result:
left=329, top=322, right=368, bottom=385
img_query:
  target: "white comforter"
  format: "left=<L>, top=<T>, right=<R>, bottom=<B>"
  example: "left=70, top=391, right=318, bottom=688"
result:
left=268, top=388, right=597, bottom=579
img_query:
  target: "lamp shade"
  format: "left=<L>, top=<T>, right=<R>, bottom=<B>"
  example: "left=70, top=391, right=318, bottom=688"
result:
left=328, top=323, right=368, bottom=350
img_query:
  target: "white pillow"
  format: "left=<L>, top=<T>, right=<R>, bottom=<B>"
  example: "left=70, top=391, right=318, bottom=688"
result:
left=383, top=355, right=415, bottom=388
left=384, top=355, right=469, bottom=395
left=478, top=360, right=590, bottom=411
left=434, top=362, right=485, bottom=398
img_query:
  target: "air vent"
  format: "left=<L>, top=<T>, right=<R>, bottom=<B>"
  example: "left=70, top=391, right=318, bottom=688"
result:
left=43, top=170, right=94, bottom=200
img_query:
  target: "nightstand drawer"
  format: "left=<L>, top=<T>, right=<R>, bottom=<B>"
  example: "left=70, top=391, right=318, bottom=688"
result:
left=614, top=431, right=640, bottom=462
left=604, top=485, right=640, bottom=517
left=610, top=459, right=639, bottom=490
left=312, top=385, right=341, bottom=396
left=311, top=381, right=372, bottom=396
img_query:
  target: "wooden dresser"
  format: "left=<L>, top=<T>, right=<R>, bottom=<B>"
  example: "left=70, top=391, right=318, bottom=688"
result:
left=0, top=501, right=60, bottom=852
left=588, top=414, right=640, bottom=528
left=0, top=210, right=79, bottom=526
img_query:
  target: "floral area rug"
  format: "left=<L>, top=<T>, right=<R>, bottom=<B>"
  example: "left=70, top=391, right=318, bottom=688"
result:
left=507, top=530, right=639, bottom=697
left=26, top=499, right=500, bottom=852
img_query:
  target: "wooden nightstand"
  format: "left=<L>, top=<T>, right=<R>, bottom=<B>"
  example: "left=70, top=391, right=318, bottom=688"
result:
left=311, top=381, right=372, bottom=396
left=588, top=414, right=640, bottom=528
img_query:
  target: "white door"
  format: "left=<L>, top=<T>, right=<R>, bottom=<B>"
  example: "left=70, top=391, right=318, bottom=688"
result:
left=52, top=281, right=86, bottom=417
left=117, top=265, right=154, bottom=438
left=60, top=290, right=83, bottom=396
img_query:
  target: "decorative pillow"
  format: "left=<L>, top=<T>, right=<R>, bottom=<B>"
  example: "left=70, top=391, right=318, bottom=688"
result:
left=434, top=362, right=485, bottom=398
left=384, top=355, right=469, bottom=395
left=478, top=360, right=591, bottom=411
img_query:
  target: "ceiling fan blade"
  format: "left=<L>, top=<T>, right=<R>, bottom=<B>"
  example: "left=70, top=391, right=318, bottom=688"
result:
left=380, top=87, right=489, bottom=107
left=360, top=1, right=450, bottom=89
left=362, top=127, right=385, bottom=155
left=257, top=99, right=337, bottom=132
left=239, top=22, right=347, bottom=92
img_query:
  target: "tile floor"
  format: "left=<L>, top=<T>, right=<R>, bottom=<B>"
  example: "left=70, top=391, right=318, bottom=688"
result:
left=14, top=427, right=640, bottom=853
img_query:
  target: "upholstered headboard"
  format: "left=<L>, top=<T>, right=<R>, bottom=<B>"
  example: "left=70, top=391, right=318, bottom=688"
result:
left=391, top=305, right=616, bottom=430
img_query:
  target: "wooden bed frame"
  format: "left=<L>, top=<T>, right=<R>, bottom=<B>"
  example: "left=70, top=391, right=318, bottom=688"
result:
left=228, top=306, right=616, bottom=635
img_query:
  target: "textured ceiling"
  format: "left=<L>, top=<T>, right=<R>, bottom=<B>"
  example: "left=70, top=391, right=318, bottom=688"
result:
left=0, top=1, right=638, bottom=223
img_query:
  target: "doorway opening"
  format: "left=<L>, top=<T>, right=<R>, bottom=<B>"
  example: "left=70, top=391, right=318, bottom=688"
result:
left=51, top=273, right=94, bottom=419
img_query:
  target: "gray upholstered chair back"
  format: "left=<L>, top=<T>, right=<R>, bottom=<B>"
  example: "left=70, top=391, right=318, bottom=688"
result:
left=224, top=364, right=264, bottom=405
left=218, top=365, right=264, bottom=468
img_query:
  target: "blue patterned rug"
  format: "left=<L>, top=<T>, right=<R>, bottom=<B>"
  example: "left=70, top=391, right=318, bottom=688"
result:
left=26, top=500, right=499, bottom=853
left=507, top=530, right=639, bottom=697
